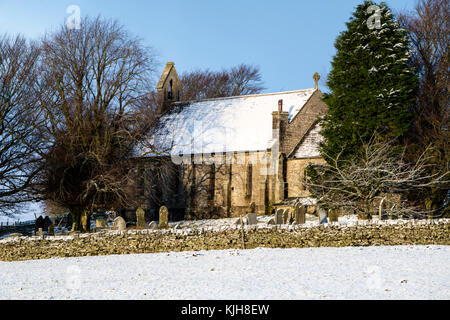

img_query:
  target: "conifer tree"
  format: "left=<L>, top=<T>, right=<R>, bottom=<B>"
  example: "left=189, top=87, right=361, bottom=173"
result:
left=320, top=1, right=418, bottom=161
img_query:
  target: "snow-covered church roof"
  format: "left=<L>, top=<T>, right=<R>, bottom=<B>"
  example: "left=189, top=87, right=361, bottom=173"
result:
left=145, top=88, right=316, bottom=156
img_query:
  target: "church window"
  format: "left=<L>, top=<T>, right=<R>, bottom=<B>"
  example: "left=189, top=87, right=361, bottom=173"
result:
left=208, top=164, right=215, bottom=201
left=246, top=163, right=253, bottom=197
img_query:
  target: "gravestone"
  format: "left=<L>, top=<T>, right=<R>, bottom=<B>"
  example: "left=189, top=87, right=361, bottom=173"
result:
left=159, top=206, right=169, bottom=229
left=148, top=221, right=158, bottom=229
left=136, top=207, right=146, bottom=229
left=318, top=207, right=328, bottom=224
left=328, top=209, right=339, bottom=222
left=246, top=213, right=257, bottom=225
left=267, top=217, right=275, bottom=225
left=249, top=202, right=256, bottom=213
left=35, top=216, right=44, bottom=233
left=294, top=204, right=306, bottom=224
left=48, top=224, right=55, bottom=236
left=275, top=209, right=283, bottom=224
left=113, top=216, right=126, bottom=231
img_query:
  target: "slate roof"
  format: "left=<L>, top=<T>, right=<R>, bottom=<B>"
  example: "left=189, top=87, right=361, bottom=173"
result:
left=144, top=88, right=317, bottom=156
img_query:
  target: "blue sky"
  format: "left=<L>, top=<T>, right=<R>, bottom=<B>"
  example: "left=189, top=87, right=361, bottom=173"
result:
left=1, top=0, right=416, bottom=93
left=0, top=0, right=416, bottom=220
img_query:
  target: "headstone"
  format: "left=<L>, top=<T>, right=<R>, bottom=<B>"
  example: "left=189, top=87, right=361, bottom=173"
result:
left=148, top=221, right=158, bottom=230
left=136, top=207, right=146, bottom=229
left=267, top=217, right=275, bottom=225
left=43, top=216, right=52, bottom=232
left=36, top=228, right=43, bottom=237
left=294, top=204, right=306, bottom=224
left=246, top=213, right=257, bottom=225
left=35, top=216, right=44, bottom=233
left=318, top=207, right=328, bottom=224
left=275, top=209, right=283, bottom=224
left=249, top=202, right=256, bottom=213
left=328, top=209, right=339, bottom=222
left=48, top=224, right=55, bottom=236
left=113, top=216, right=126, bottom=231
left=158, top=206, right=169, bottom=229
left=96, top=218, right=107, bottom=228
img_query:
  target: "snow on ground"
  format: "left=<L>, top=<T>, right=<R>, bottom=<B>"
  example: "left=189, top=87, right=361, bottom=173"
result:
left=0, top=245, right=448, bottom=299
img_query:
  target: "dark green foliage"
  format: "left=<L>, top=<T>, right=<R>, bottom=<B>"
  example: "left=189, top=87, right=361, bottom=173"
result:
left=320, top=1, right=418, bottom=161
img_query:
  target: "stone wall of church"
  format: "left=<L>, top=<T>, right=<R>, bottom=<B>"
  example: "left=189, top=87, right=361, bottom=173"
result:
left=286, top=158, right=326, bottom=198
left=183, top=151, right=274, bottom=219
left=129, top=152, right=327, bottom=221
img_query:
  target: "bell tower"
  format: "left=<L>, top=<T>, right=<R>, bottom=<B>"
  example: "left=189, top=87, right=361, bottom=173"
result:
left=156, top=62, right=182, bottom=113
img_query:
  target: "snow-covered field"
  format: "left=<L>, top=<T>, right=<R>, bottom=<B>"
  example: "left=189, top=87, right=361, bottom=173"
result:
left=0, top=245, right=448, bottom=300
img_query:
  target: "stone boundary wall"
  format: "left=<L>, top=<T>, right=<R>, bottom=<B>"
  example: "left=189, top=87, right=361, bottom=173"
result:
left=0, top=221, right=448, bottom=262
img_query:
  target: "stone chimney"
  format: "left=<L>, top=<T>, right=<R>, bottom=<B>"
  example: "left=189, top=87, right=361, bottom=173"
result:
left=272, top=99, right=289, bottom=153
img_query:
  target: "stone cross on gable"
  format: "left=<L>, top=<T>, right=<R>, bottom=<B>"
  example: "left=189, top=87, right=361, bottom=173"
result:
left=313, top=72, right=320, bottom=89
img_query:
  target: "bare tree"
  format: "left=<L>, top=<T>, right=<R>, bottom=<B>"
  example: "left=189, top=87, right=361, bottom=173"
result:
left=180, top=64, right=265, bottom=101
left=399, top=0, right=449, bottom=214
left=304, top=140, right=449, bottom=219
left=0, top=35, right=42, bottom=215
left=36, top=17, right=158, bottom=231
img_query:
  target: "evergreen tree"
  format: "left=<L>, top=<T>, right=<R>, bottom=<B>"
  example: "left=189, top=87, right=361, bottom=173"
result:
left=320, top=1, right=418, bottom=161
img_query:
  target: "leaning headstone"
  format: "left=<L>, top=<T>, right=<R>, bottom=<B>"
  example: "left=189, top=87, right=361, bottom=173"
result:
left=136, top=207, right=146, bottom=229
left=148, top=221, right=158, bottom=230
left=275, top=209, right=283, bottom=224
left=246, top=213, right=257, bottom=225
left=35, top=216, right=44, bottom=233
left=318, top=207, right=328, bottom=224
left=158, top=206, right=169, bottom=229
left=113, top=216, right=126, bottom=231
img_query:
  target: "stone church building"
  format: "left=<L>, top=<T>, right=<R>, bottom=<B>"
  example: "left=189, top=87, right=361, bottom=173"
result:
left=130, top=62, right=328, bottom=221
